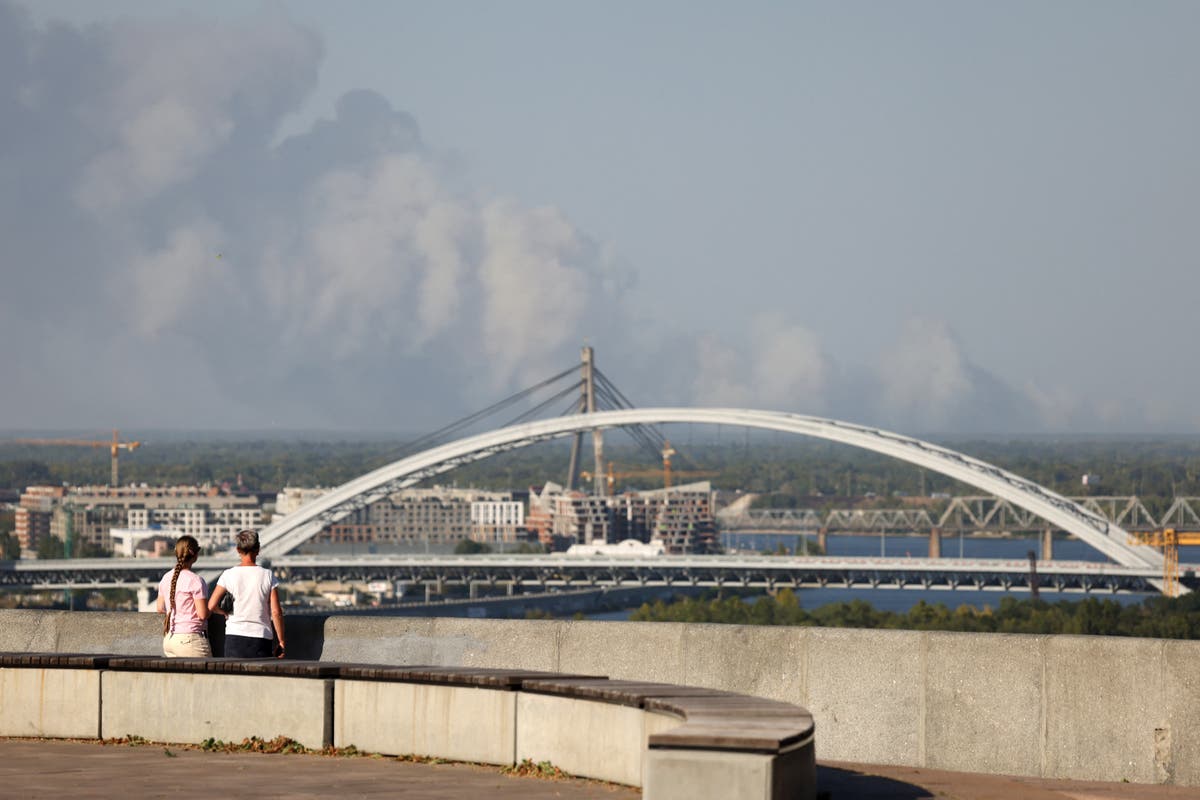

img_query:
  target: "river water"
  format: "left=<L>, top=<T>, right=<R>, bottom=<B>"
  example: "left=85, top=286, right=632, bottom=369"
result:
left=584, top=533, right=1199, bottom=619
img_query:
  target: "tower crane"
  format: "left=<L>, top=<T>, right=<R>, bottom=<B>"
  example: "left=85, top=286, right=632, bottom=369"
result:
left=661, top=441, right=676, bottom=489
left=1126, top=528, right=1200, bottom=598
left=580, top=458, right=718, bottom=494
left=12, top=429, right=142, bottom=488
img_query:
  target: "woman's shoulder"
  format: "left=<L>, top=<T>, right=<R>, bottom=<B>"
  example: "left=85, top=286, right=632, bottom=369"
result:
left=179, top=569, right=206, bottom=587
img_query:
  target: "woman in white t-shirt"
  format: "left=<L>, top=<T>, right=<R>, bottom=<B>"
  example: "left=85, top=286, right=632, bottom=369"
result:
left=208, top=529, right=286, bottom=659
left=156, top=535, right=211, bottom=657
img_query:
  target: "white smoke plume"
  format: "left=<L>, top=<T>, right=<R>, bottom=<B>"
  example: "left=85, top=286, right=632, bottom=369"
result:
left=691, top=314, right=830, bottom=412
left=0, top=2, right=631, bottom=430
left=876, top=318, right=974, bottom=427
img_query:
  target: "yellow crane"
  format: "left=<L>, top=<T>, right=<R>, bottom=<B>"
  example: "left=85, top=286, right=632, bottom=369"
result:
left=581, top=457, right=717, bottom=494
left=13, top=429, right=142, bottom=488
left=661, top=441, right=676, bottom=489
left=1127, top=528, right=1200, bottom=598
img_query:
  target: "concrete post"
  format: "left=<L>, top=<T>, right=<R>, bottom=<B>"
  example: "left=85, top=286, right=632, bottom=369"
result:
left=1042, top=529, right=1054, bottom=561
left=928, top=527, right=941, bottom=559
left=136, top=586, right=155, bottom=613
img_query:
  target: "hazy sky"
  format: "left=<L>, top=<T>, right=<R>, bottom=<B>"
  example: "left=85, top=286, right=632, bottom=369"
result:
left=4, top=1, right=1198, bottom=434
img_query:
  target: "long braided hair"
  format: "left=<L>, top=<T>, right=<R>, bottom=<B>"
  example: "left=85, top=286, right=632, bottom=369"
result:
left=163, top=536, right=201, bottom=635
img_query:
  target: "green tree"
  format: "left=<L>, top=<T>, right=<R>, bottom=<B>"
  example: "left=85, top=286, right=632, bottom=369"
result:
left=37, top=535, right=66, bottom=560
left=454, top=539, right=492, bottom=555
left=0, top=531, right=19, bottom=560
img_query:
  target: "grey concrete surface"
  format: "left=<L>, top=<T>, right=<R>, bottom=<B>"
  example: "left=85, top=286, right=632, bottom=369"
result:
left=3, top=738, right=1199, bottom=799
left=1042, top=634, right=1164, bottom=783
left=101, top=672, right=328, bottom=749
left=559, top=620, right=689, bottom=684
left=803, top=626, right=923, bottom=767
left=922, top=631, right=1043, bottom=776
left=680, top=621, right=807, bottom=702
left=5, top=609, right=1200, bottom=786
left=336, top=680, right=516, bottom=765
left=0, top=668, right=100, bottom=738
left=0, top=610, right=160, bottom=655
left=0, top=738, right=641, bottom=800
left=516, top=693, right=645, bottom=786
left=644, top=749, right=779, bottom=800
left=435, top=616, right=562, bottom=672
left=1164, top=639, right=1200, bottom=787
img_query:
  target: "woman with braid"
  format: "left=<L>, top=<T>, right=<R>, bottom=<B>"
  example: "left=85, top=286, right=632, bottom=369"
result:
left=156, top=535, right=211, bottom=657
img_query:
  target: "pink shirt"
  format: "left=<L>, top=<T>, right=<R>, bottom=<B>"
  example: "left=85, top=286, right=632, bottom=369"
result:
left=158, top=569, right=208, bottom=634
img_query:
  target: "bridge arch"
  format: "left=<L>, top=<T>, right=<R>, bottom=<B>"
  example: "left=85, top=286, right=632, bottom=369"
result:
left=258, top=408, right=1161, bottom=572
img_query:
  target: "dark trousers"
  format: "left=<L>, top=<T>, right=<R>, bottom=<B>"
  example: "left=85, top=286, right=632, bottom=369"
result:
left=223, top=633, right=274, bottom=658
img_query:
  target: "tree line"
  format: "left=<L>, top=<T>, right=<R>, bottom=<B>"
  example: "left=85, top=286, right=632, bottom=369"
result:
left=629, top=590, right=1200, bottom=639
left=4, top=437, right=1200, bottom=503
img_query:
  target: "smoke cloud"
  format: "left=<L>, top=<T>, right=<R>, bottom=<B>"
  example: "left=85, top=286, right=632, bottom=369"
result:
left=0, top=3, right=633, bottom=430
left=0, top=2, right=1118, bottom=435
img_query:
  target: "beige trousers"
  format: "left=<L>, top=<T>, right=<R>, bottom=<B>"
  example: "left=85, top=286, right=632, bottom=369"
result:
left=163, top=632, right=212, bottom=658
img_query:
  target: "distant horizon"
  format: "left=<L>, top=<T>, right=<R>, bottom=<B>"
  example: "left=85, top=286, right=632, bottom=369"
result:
left=5, top=424, right=1200, bottom=444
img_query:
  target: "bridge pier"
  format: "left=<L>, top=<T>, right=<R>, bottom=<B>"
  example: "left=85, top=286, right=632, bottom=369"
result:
left=928, top=527, right=941, bottom=559
left=136, top=586, right=155, bottom=613
left=1042, top=528, right=1054, bottom=560
left=817, top=527, right=827, bottom=553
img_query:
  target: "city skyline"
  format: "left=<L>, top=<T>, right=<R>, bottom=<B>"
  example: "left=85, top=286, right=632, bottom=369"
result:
left=3, top=1, right=1199, bottom=434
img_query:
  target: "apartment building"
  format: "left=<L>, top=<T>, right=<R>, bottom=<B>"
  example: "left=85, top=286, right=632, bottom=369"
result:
left=315, top=486, right=520, bottom=550
left=532, top=480, right=717, bottom=554
left=14, top=485, right=65, bottom=552
left=469, top=500, right=526, bottom=544
left=17, top=484, right=262, bottom=554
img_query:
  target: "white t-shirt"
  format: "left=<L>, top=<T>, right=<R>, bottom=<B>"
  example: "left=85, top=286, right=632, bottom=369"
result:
left=217, top=564, right=279, bottom=640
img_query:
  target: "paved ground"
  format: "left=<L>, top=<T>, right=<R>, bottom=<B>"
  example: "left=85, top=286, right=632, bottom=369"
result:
left=818, top=761, right=1200, bottom=799
left=2, top=739, right=1199, bottom=799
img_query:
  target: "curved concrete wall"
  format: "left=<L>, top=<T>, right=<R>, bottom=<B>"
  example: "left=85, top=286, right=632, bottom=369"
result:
left=2, top=609, right=1198, bottom=786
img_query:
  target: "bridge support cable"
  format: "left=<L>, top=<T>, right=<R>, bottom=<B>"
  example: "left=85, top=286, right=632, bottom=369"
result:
left=498, top=380, right=585, bottom=429
left=394, top=364, right=581, bottom=458
left=593, top=367, right=685, bottom=465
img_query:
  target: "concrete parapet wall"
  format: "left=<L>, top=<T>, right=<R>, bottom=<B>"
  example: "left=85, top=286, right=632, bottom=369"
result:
left=101, top=671, right=330, bottom=749
left=2, top=609, right=1199, bottom=785
left=335, top=680, right=515, bottom=765
left=0, top=668, right=100, bottom=738
left=0, top=610, right=161, bottom=656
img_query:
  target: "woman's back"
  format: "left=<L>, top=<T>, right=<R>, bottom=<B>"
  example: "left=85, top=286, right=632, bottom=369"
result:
left=158, top=568, right=207, bottom=634
left=219, top=564, right=278, bottom=639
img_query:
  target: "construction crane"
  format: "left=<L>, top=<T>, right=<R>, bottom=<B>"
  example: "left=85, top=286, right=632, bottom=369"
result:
left=12, top=429, right=142, bottom=488
left=661, top=441, right=676, bottom=489
left=1127, top=528, right=1200, bottom=598
left=581, top=459, right=718, bottom=494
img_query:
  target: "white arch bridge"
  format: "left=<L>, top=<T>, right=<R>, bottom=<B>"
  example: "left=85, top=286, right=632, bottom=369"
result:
left=255, top=408, right=1165, bottom=583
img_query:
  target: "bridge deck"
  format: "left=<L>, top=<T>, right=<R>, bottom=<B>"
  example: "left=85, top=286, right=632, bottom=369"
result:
left=4, top=553, right=1187, bottom=595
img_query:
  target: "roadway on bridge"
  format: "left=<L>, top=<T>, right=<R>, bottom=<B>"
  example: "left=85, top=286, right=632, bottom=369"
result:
left=2, top=739, right=1196, bottom=799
